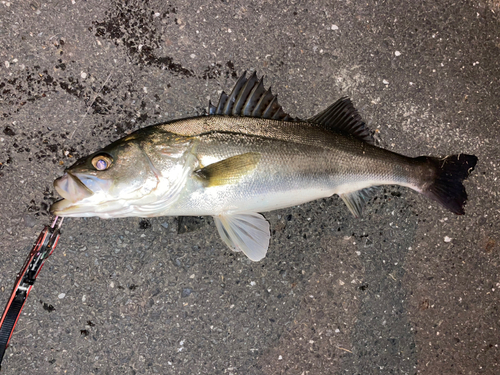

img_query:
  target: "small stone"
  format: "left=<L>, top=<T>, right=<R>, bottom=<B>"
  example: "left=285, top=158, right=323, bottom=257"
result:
left=190, top=54, right=196, bottom=59
left=24, top=215, right=37, bottom=228
left=395, top=51, right=401, bottom=56
left=80, top=71, right=87, bottom=79
left=383, top=79, right=389, bottom=85
left=58, top=293, right=66, bottom=299
left=444, top=236, right=452, bottom=243
left=181, top=288, right=192, bottom=297
left=331, top=25, right=339, bottom=30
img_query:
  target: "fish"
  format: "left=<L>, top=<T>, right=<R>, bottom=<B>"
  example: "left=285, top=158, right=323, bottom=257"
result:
left=50, top=72, right=478, bottom=261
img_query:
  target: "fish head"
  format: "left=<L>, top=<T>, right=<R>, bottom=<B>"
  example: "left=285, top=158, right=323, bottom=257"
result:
left=51, top=135, right=164, bottom=217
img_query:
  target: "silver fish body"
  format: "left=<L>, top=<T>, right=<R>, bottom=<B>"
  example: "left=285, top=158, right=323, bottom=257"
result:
left=51, top=72, right=477, bottom=261
left=158, top=116, right=423, bottom=216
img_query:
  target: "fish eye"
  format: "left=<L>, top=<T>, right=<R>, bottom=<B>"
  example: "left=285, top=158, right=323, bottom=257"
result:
left=91, top=154, right=113, bottom=171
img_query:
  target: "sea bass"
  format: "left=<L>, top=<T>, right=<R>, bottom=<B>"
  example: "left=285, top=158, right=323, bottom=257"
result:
left=51, top=72, right=477, bottom=261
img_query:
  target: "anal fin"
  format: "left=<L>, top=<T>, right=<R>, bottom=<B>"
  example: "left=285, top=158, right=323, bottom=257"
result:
left=340, top=187, right=378, bottom=218
left=213, top=212, right=270, bottom=261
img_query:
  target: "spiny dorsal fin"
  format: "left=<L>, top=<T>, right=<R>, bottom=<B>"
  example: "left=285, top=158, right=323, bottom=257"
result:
left=208, top=100, right=216, bottom=115
left=211, top=72, right=294, bottom=121
left=309, top=98, right=374, bottom=144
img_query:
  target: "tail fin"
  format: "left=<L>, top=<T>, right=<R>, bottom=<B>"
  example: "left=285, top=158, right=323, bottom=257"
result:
left=418, top=154, right=477, bottom=215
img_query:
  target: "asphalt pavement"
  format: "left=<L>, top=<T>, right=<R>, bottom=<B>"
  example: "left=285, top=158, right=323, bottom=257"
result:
left=0, top=0, right=499, bottom=374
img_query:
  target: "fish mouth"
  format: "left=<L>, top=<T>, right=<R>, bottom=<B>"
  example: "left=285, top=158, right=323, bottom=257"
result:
left=50, top=172, right=94, bottom=214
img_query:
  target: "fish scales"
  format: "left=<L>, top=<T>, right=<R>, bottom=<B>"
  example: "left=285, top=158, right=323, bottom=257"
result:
left=156, top=119, right=413, bottom=211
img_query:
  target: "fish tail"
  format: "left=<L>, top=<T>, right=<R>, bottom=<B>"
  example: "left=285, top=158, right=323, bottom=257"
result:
left=417, top=154, right=477, bottom=215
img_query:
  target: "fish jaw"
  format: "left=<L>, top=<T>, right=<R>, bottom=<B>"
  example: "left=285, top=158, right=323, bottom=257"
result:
left=53, top=172, right=94, bottom=202
left=51, top=172, right=96, bottom=216
left=50, top=196, right=133, bottom=218
left=50, top=153, right=195, bottom=218
left=50, top=197, right=77, bottom=215
left=51, top=172, right=149, bottom=218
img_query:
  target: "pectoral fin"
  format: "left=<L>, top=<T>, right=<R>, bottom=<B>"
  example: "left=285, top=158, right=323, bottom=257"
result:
left=213, top=212, right=270, bottom=261
left=195, top=153, right=261, bottom=187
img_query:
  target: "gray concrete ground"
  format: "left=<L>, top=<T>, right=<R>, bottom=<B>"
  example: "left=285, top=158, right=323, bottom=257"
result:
left=0, top=0, right=499, bottom=374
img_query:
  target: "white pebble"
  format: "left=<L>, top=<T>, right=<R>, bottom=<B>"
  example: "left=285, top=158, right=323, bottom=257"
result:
left=444, top=236, right=452, bottom=243
left=190, top=54, right=196, bottom=59
left=331, top=25, right=339, bottom=30
left=58, top=293, right=66, bottom=299
left=250, top=281, right=256, bottom=286
left=4, top=61, right=9, bottom=68
left=395, top=51, right=401, bottom=56
left=81, top=71, right=87, bottom=79
left=278, top=355, right=282, bottom=360
left=383, top=79, right=389, bottom=85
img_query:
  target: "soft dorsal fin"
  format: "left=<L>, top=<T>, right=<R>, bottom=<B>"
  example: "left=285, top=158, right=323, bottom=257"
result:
left=309, top=98, right=374, bottom=144
left=210, top=72, right=295, bottom=121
